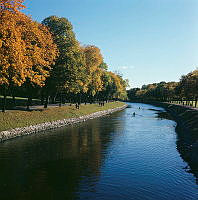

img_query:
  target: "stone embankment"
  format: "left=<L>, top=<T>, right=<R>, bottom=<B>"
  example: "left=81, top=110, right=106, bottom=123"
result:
left=0, top=105, right=127, bottom=142
left=153, top=102, right=198, bottom=177
left=154, top=102, right=198, bottom=134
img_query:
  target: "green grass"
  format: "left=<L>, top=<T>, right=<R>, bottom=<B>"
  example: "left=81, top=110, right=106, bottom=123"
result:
left=0, top=101, right=126, bottom=132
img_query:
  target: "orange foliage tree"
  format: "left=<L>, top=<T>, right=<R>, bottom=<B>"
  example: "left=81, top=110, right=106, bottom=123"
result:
left=0, top=0, right=58, bottom=111
left=84, top=45, right=103, bottom=72
left=0, top=0, right=128, bottom=109
left=0, top=0, right=25, bottom=12
left=83, top=45, right=103, bottom=98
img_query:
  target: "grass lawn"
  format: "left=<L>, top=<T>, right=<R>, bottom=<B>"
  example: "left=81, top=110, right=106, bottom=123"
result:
left=0, top=101, right=126, bottom=132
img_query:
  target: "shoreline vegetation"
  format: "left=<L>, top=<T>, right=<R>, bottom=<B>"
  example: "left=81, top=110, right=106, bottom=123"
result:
left=127, top=69, right=198, bottom=109
left=0, top=101, right=127, bottom=142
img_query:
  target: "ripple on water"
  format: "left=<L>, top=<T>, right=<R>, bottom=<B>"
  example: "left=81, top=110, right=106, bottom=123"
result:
left=0, top=103, right=197, bottom=200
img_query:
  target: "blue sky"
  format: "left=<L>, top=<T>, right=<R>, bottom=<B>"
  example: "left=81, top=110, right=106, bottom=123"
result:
left=23, top=0, right=198, bottom=88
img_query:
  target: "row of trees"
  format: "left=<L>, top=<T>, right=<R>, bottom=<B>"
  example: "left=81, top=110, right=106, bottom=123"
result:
left=0, top=0, right=128, bottom=111
left=127, top=69, right=198, bottom=107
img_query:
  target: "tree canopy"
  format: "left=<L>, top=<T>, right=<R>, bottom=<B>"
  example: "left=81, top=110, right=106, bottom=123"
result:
left=0, top=1, right=128, bottom=111
left=0, top=0, right=26, bottom=12
left=0, top=5, right=58, bottom=88
left=42, top=16, right=87, bottom=95
left=127, top=69, right=198, bottom=107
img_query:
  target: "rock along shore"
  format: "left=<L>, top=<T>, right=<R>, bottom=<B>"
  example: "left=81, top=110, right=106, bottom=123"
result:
left=146, top=101, right=198, bottom=178
left=0, top=104, right=127, bottom=142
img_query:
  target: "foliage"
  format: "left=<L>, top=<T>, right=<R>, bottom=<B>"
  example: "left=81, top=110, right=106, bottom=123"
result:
left=42, top=16, right=87, bottom=95
left=99, top=62, right=108, bottom=70
left=128, top=81, right=179, bottom=101
left=83, top=45, right=103, bottom=72
left=176, top=70, right=198, bottom=99
left=0, top=0, right=25, bottom=12
left=83, top=45, right=103, bottom=96
left=0, top=1, right=128, bottom=111
left=0, top=7, right=58, bottom=88
left=127, top=69, right=198, bottom=108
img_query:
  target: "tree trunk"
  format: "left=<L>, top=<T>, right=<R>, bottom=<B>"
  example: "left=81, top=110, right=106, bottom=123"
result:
left=44, top=95, right=49, bottom=108
left=2, top=86, right=7, bottom=112
left=26, top=96, right=32, bottom=111
left=51, top=95, right=56, bottom=104
left=59, top=94, right=62, bottom=107
left=78, top=93, right=81, bottom=106
left=195, top=97, right=198, bottom=108
left=12, top=95, right=16, bottom=107
left=2, top=95, right=6, bottom=112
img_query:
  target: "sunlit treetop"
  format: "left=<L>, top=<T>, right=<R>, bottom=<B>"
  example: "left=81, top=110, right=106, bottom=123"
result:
left=83, top=45, right=103, bottom=72
left=0, top=10, right=58, bottom=87
left=0, top=0, right=25, bottom=12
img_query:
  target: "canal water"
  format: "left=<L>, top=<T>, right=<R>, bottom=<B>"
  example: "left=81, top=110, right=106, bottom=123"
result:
left=0, top=103, right=197, bottom=200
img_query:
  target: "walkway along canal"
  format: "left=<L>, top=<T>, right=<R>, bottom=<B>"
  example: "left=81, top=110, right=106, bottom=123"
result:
left=0, top=103, right=197, bottom=200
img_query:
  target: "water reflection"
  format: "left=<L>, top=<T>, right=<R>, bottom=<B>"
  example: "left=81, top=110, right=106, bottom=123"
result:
left=156, top=110, right=198, bottom=182
left=175, top=125, right=198, bottom=183
left=0, top=104, right=197, bottom=200
left=0, top=112, right=125, bottom=200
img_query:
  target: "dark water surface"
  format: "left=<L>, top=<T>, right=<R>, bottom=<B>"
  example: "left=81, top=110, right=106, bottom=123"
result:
left=0, top=103, right=197, bottom=200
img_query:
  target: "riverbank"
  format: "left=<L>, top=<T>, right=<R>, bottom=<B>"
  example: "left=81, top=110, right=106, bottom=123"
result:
left=150, top=102, right=198, bottom=134
left=0, top=102, right=127, bottom=142
left=148, top=102, right=198, bottom=178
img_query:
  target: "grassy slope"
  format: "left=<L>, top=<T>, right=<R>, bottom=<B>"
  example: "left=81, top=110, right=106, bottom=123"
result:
left=0, top=102, right=126, bottom=132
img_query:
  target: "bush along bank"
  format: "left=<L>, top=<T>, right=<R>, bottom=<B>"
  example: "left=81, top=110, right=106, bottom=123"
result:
left=151, top=102, right=198, bottom=179
left=0, top=104, right=127, bottom=142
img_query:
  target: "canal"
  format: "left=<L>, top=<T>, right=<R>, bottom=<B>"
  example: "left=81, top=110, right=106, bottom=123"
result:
left=0, top=103, right=197, bottom=200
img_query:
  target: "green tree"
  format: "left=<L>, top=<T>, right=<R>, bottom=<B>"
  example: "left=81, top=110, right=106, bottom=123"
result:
left=177, top=70, right=198, bottom=106
left=42, top=16, right=87, bottom=107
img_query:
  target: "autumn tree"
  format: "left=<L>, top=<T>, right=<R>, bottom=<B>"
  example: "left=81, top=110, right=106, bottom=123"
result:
left=83, top=45, right=104, bottom=102
left=109, top=72, right=128, bottom=100
left=0, top=1, right=129, bottom=109
left=99, top=62, right=108, bottom=70
left=0, top=0, right=58, bottom=111
left=0, top=0, right=25, bottom=11
left=83, top=45, right=103, bottom=72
